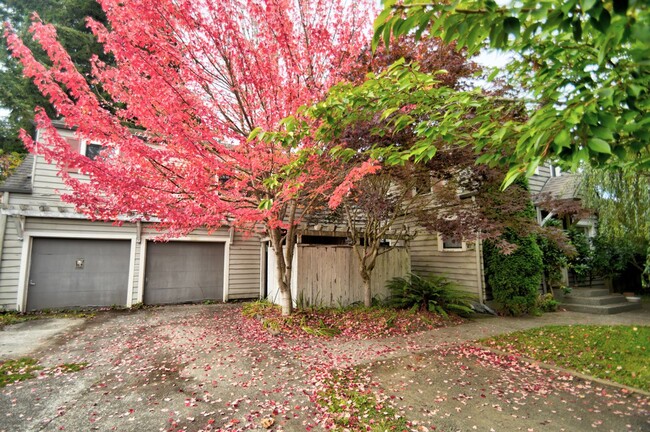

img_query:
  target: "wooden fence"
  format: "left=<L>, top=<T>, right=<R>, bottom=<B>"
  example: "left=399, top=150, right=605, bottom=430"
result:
left=267, top=244, right=410, bottom=307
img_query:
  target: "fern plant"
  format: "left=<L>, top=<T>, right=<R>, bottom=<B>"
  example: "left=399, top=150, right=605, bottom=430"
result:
left=385, top=273, right=476, bottom=318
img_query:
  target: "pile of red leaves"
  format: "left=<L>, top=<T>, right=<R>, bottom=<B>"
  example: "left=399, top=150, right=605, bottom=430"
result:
left=242, top=301, right=465, bottom=340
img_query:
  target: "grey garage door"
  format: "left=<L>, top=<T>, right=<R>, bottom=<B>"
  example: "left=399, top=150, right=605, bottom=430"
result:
left=144, top=241, right=225, bottom=305
left=27, top=238, right=130, bottom=311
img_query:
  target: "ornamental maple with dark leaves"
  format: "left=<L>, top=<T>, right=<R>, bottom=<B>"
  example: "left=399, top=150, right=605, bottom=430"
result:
left=315, top=36, right=545, bottom=305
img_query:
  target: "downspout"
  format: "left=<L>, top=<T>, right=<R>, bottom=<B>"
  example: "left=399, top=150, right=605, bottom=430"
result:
left=475, top=234, right=484, bottom=304
left=0, top=192, right=8, bottom=264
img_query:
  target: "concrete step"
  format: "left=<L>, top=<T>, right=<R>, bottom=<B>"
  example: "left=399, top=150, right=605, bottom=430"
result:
left=573, top=282, right=608, bottom=289
left=561, top=302, right=642, bottom=315
left=568, top=288, right=610, bottom=297
left=562, top=294, right=627, bottom=306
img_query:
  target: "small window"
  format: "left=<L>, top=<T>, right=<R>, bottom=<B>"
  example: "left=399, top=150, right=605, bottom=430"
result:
left=438, top=233, right=467, bottom=252
left=64, top=137, right=81, bottom=172
left=443, top=237, right=463, bottom=249
left=85, top=143, right=103, bottom=160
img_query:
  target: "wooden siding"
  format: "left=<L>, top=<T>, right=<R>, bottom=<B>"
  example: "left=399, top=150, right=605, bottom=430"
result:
left=228, top=231, right=261, bottom=299
left=291, top=245, right=410, bottom=307
left=409, top=230, right=482, bottom=296
left=529, top=164, right=552, bottom=196
left=0, top=218, right=22, bottom=310
left=22, top=131, right=80, bottom=208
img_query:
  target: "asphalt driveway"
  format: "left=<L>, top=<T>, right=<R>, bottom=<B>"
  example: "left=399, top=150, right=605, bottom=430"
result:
left=1, top=304, right=648, bottom=431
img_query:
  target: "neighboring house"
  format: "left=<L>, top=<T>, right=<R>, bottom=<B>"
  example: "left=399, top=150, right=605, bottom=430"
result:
left=0, top=123, right=262, bottom=312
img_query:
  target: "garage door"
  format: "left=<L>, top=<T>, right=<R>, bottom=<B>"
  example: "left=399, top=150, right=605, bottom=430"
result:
left=144, top=241, right=225, bottom=305
left=27, top=238, right=130, bottom=311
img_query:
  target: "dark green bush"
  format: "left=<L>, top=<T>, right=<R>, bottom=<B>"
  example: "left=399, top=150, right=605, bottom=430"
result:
left=385, top=273, right=476, bottom=318
left=537, top=220, right=571, bottom=290
left=484, top=234, right=543, bottom=316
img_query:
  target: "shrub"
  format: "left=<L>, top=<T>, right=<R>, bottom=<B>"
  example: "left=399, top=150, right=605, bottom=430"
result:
left=536, top=293, right=559, bottom=312
left=537, top=220, right=572, bottom=290
left=484, top=234, right=543, bottom=316
left=385, top=273, right=475, bottom=318
left=241, top=300, right=276, bottom=318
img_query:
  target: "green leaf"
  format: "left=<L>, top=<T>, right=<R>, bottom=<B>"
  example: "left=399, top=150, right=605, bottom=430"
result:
left=503, top=17, right=520, bottom=37
left=383, top=18, right=396, bottom=49
left=247, top=127, right=263, bottom=142
left=487, top=67, right=500, bottom=81
left=613, top=0, right=629, bottom=15
left=258, top=198, right=273, bottom=210
left=598, top=8, right=611, bottom=32
left=592, top=126, right=614, bottom=141
left=373, top=8, right=393, bottom=32
left=587, top=138, right=612, bottom=154
left=554, top=129, right=571, bottom=148
left=501, top=168, right=522, bottom=190
left=380, top=107, right=399, bottom=120
left=598, top=112, right=617, bottom=130
left=525, top=159, right=541, bottom=178
left=572, top=19, right=582, bottom=41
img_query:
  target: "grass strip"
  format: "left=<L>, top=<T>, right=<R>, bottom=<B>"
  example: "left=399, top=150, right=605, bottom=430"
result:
left=481, top=325, right=649, bottom=391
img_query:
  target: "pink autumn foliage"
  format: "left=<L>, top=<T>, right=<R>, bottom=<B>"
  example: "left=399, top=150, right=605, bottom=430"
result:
left=4, top=0, right=375, bottom=236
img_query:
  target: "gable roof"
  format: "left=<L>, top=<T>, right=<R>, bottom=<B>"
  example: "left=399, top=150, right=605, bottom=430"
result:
left=0, top=154, right=34, bottom=194
left=538, top=174, right=581, bottom=201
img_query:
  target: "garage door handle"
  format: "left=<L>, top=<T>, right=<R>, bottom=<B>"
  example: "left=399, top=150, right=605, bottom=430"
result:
left=29, top=280, right=36, bottom=286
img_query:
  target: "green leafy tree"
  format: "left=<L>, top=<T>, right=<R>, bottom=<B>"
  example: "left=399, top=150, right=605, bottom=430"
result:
left=0, top=150, right=23, bottom=181
left=581, top=168, right=650, bottom=288
left=372, top=0, right=649, bottom=184
left=0, top=0, right=109, bottom=152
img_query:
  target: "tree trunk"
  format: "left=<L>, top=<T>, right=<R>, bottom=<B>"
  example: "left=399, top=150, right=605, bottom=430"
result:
left=278, top=273, right=293, bottom=316
left=270, top=227, right=294, bottom=316
left=361, top=269, right=372, bottom=307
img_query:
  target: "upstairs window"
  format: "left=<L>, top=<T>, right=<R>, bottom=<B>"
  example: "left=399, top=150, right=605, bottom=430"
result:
left=64, top=137, right=81, bottom=172
left=84, top=143, right=103, bottom=160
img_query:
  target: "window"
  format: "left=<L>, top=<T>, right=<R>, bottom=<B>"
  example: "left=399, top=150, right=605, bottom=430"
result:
left=85, top=143, right=103, bottom=160
left=64, top=137, right=81, bottom=172
left=437, top=233, right=467, bottom=252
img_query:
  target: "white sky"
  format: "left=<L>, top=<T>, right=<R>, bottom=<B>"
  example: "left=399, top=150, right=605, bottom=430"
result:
left=474, top=50, right=512, bottom=68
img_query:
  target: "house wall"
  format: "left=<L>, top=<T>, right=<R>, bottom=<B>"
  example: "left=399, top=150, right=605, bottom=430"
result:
left=229, top=231, right=263, bottom=299
left=0, top=215, right=262, bottom=311
left=409, top=230, right=484, bottom=299
left=529, top=164, right=552, bottom=196
left=0, top=210, right=22, bottom=309
left=0, top=135, right=262, bottom=310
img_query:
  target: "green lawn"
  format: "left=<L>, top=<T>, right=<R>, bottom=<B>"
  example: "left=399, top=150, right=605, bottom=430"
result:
left=0, top=358, right=42, bottom=387
left=0, top=358, right=88, bottom=387
left=480, top=325, right=650, bottom=391
left=0, top=310, right=94, bottom=329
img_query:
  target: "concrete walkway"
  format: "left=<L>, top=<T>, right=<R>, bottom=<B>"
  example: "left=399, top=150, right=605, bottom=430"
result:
left=0, top=318, right=85, bottom=360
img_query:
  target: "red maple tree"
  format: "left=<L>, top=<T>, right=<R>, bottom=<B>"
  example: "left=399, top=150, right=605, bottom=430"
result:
left=4, top=0, right=374, bottom=315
